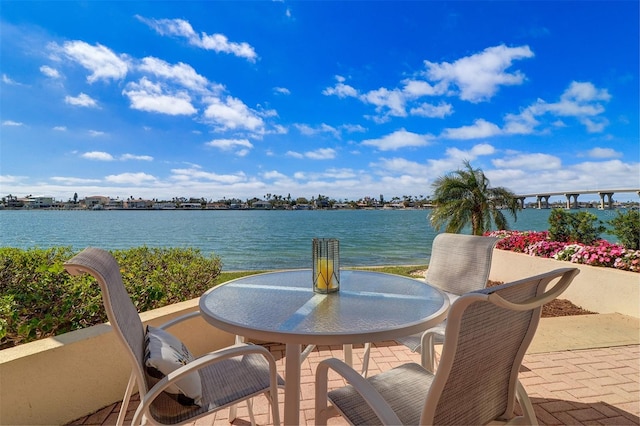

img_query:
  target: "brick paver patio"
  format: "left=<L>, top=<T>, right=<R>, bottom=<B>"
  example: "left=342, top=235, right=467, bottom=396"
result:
left=70, top=341, right=639, bottom=425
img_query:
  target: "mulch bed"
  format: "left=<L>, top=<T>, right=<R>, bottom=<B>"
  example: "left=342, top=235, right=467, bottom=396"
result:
left=487, top=280, right=597, bottom=318
left=409, top=269, right=596, bottom=318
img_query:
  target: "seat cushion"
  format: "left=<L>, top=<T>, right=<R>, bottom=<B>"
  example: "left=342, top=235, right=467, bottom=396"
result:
left=144, top=326, right=203, bottom=406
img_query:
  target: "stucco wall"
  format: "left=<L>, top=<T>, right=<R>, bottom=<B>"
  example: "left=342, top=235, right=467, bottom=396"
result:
left=490, top=249, right=640, bottom=318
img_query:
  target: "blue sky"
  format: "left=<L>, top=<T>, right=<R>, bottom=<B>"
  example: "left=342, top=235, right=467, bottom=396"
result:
left=1, top=1, right=638, bottom=203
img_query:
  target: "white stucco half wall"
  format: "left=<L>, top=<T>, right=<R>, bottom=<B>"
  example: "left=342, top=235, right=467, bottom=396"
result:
left=489, top=249, right=640, bottom=318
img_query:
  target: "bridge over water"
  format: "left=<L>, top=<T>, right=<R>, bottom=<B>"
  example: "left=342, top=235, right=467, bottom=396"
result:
left=515, top=189, right=640, bottom=209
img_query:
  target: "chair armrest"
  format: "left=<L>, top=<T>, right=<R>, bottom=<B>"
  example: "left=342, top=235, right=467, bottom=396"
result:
left=315, top=358, right=403, bottom=426
left=156, top=310, right=202, bottom=330
left=131, top=343, right=280, bottom=426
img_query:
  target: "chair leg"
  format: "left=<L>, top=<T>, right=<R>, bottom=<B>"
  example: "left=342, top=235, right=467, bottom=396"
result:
left=300, top=344, right=316, bottom=363
left=361, top=342, right=371, bottom=377
left=516, top=380, right=538, bottom=425
left=246, top=399, right=256, bottom=426
left=228, top=404, right=237, bottom=422
left=420, top=332, right=436, bottom=373
left=116, top=372, right=137, bottom=426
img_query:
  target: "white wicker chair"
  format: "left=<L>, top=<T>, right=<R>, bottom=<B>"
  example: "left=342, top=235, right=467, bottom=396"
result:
left=64, top=247, right=282, bottom=426
left=315, top=267, right=580, bottom=426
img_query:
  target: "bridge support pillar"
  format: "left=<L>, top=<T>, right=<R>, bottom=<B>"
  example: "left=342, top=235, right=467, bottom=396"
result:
left=598, top=192, right=614, bottom=210
left=565, top=193, right=580, bottom=209
left=536, top=195, right=550, bottom=209
left=517, top=197, right=526, bottom=209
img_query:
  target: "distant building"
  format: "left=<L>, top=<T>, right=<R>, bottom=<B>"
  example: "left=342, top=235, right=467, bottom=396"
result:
left=293, top=204, right=312, bottom=210
left=25, top=197, right=54, bottom=208
left=125, top=199, right=153, bottom=209
left=84, top=196, right=110, bottom=209
left=179, top=203, right=202, bottom=209
left=152, top=202, right=176, bottom=210
left=252, top=201, right=272, bottom=210
left=206, top=203, right=229, bottom=209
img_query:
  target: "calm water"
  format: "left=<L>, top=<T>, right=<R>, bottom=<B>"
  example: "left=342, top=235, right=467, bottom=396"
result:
left=0, top=208, right=620, bottom=270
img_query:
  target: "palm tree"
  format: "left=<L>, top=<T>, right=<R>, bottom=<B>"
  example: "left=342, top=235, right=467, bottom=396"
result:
left=429, top=161, right=520, bottom=235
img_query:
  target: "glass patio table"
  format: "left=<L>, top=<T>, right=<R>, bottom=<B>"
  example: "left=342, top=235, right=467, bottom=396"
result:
left=199, top=269, right=449, bottom=425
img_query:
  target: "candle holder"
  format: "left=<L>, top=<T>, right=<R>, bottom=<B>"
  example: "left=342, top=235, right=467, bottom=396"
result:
left=312, top=238, right=340, bottom=293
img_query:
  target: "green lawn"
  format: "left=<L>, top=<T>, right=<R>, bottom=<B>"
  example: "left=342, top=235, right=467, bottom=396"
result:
left=213, top=265, right=428, bottom=285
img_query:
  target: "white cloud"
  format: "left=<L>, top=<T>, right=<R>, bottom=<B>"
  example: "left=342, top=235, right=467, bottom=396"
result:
left=2, top=74, right=22, bottom=85
left=138, top=57, right=215, bottom=93
left=401, top=79, right=447, bottom=98
left=410, top=102, right=453, bottom=118
left=50, top=176, right=102, bottom=184
left=137, top=16, right=258, bottom=62
left=263, top=170, right=288, bottom=180
left=65, top=93, right=98, bottom=108
left=40, top=65, right=60, bottom=78
left=503, top=110, right=539, bottom=135
left=579, top=117, right=609, bottom=133
left=586, top=147, right=622, bottom=159
left=322, top=75, right=359, bottom=98
left=82, top=151, right=114, bottom=161
left=510, top=81, right=611, bottom=133
left=170, top=167, right=247, bottom=184
left=341, top=124, right=367, bottom=133
left=105, top=172, right=157, bottom=184
left=88, top=130, right=106, bottom=137
left=2, top=120, right=23, bottom=126
left=274, top=87, right=291, bottom=95
left=442, top=143, right=496, bottom=162
left=120, top=154, right=154, bottom=161
left=361, top=87, right=406, bottom=117
left=440, top=119, right=502, bottom=140
left=206, top=138, right=254, bottom=156
left=361, top=129, right=433, bottom=151
left=493, top=153, right=561, bottom=170
left=305, top=148, right=337, bottom=160
left=373, top=157, right=430, bottom=176
left=286, top=151, right=305, bottom=159
left=203, top=96, right=264, bottom=132
left=285, top=149, right=336, bottom=160
left=59, top=40, right=129, bottom=83
left=123, top=77, right=197, bottom=115
left=294, top=123, right=340, bottom=138
left=424, top=44, right=534, bottom=102
left=53, top=126, right=67, bottom=131
left=0, top=174, right=25, bottom=183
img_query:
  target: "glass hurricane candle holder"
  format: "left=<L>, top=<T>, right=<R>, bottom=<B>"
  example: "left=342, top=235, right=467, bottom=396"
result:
left=312, top=238, right=340, bottom=293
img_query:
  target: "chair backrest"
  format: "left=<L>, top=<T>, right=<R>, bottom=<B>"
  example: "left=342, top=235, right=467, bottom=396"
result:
left=425, top=233, right=499, bottom=295
left=421, top=267, right=579, bottom=425
left=64, top=247, right=148, bottom=394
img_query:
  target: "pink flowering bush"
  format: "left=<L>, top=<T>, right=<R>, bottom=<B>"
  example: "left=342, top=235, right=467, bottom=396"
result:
left=492, top=230, right=549, bottom=252
left=485, top=230, right=640, bottom=273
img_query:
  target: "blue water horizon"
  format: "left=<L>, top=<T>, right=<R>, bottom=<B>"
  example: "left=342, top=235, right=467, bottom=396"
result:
left=0, top=208, right=622, bottom=271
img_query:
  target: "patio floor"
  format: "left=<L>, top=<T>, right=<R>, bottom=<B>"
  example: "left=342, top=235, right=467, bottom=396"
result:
left=69, top=314, right=640, bottom=425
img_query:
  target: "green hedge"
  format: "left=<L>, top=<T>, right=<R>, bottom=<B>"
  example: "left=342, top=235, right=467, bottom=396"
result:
left=0, top=246, right=222, bottom=349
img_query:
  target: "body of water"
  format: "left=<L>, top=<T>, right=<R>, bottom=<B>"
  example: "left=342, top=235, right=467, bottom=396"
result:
left=0, top=208, right=621, bottom=270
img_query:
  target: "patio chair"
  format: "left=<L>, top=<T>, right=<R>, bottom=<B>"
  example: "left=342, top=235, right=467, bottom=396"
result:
left=363, top=233, right=498, bottom=375
left=315, top=267, right=579, bottom=426
left=64, top=247, right=282, bottom=426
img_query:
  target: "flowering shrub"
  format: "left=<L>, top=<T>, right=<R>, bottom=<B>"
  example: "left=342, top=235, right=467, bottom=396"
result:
left=492, top=230, right=549, bottom=252
left=485, top=230, right=640, bottom=273
left=525, top=240, right=568, bottom=258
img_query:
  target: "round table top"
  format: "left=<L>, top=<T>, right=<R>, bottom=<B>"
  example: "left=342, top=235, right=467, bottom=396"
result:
left=199, top=269, right=449, bottom=345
